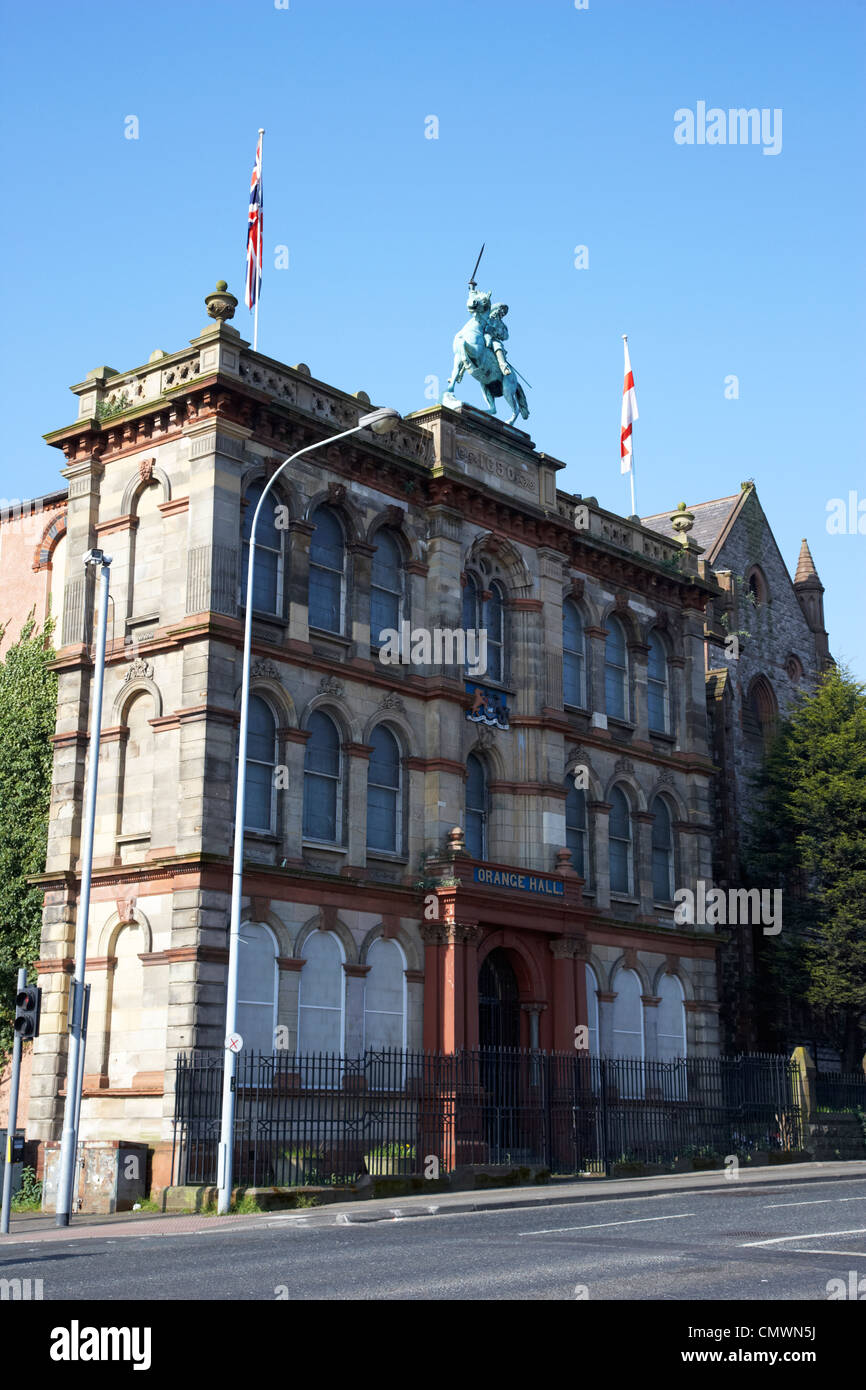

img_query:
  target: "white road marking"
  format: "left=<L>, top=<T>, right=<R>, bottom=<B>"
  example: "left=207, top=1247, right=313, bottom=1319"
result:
left=785, top=1248, right=866, bottom=1258
left=765, top=1197, right=866, bottom=1208
left=523, top=1213, right=696, bottom=1236
left=741, top=1228, right=866, bottom=1247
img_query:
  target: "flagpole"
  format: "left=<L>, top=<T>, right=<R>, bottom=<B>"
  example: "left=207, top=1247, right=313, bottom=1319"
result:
left=623, top=333, right=637, bottom=516
left=253, top=128, right=264, bottom=353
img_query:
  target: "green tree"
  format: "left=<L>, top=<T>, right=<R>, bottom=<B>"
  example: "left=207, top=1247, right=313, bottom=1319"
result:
left=0, top=614, right=57, bottom=1053
left=747, top=664, right=866, bottom=1068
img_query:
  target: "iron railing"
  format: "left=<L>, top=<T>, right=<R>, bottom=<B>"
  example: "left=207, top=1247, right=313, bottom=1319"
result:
left=815, top=1069, right=866, bottom=1113
left=171, top=1047, right=803, bottom=1187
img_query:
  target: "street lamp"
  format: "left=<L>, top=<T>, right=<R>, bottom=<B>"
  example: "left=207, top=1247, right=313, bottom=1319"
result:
left=216, top=406, right=401, bottom=1213
left=55, top=549, right=113, bottom=1226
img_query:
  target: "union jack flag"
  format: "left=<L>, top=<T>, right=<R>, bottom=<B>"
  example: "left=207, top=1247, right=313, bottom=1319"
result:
left=244, top=131, right=263, bottom=311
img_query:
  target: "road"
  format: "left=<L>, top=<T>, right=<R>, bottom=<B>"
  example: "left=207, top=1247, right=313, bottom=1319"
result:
left=2, top=1173, right=866, bottom=1300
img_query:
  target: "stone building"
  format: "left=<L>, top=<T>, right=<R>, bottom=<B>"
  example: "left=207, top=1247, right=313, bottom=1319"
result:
left=20, top=286, right=786, bottom=1171
left=643, top=486, right=831, bottom=1049
left=0, top=489, right=67, bottom=656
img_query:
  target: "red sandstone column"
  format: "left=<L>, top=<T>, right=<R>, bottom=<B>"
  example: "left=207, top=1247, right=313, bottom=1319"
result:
left=549, top=937, right=582, bottom=1051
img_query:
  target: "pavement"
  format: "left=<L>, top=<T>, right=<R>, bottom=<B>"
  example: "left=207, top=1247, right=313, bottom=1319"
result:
left=3, top=1158, right=865, bottom=1243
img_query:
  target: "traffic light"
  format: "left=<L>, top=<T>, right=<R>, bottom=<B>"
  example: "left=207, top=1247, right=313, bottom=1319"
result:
left=14, top=985, right=41, bottom=1039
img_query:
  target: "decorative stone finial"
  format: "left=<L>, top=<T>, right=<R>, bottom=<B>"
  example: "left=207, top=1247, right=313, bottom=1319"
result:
left=205, top=281, right=238, bottom=322
left=670, top=500, right=695, bottom=546
left=446, top=825, right=466, bottom=855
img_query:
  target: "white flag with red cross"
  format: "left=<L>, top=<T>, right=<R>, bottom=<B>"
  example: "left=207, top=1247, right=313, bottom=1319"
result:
left=620, top=337, right=638, bottom=474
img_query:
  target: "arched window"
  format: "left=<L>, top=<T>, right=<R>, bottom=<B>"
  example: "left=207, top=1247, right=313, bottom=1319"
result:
left=370, top=529, right=402, bottom=645
left=308, top=505, right=345, bottom=633
left=612, top=968, right=644, bottom=1059
left=608, top=787, right=633, bottom=895
left=465, top=753, right=488, bottom=860
left=563, top=600, right=585, bottom=708
left=745, top=675, right=778, bottom=751
left=461, top=572, right=479, bottom=634
left=47, top=532, right=67, bottom=647
left=237, top=922, right=278, bottom=1055
left=241, top=481, right=283, bottom=615
left=584, top=963, right=599, bottom=1058
left=129, top=483, right=163, bottom=620
left=658, top=974, right=687, bottom=1061
left=604, top=616, right=629, bottom=720
left=785, top=653, right=804, bottom=684
left=647, top=629, right=669, bottom=733
left=107, top=922, right=157, bottom=1084
left=119, top=692, right=155, bottom=840
left=298, top=931, right=344, bottom=1055
left=651, top=797, right=674, bottom=902
left=483, top=582, right=505, bottom=684
left=244, top=695, right=277, bottom=833
left=367, top=725, right=402, bottom=853
left=746, top=566, right=768, bottom=607
left=364, top=937, right=407, bottom=1051
left=565, top=781, right=588, bottom=881
left=303, top=711, right=341, bottom=842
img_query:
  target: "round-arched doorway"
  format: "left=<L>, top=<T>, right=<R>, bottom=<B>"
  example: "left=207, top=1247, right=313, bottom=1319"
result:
left=478, top=947, right=521, bottom=1049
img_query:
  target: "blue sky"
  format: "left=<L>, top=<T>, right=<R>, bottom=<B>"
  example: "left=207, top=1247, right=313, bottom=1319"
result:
left=1, top=0, right=863, bottom=673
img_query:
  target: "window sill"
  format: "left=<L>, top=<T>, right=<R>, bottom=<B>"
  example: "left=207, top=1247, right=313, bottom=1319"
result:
left=244, top=830, right=280, bottom=844
left=238, top=605, right=287, bottom=626
left=309, top=627, right=351, bottom=646
left=366, top=850, right=409, bottom=865
left=607, top=717, right=636, bottom=734
left=649, top=729, right=675, bottom=744
left=610, top=893, right=640, bottom=906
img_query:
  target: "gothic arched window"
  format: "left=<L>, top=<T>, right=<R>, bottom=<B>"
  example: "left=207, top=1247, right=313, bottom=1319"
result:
left=465, top=753, right=488, bottom=860
left=241, top=481, right=283, bottom=616
left=563, top=600, right=586, bottom=708
left=609, top=786, right=633, bottom=895
left=651, top=796, right=675, bottom=902
left=244, top=695, right=277, bottom=833
left=303, top=711, right=342, bottom=842
left=647, top=629, right=670, bottom=733
left=366, top=725, right=402, bottom=853
left=308, top=505, right=346, bottom=633
left=604, top=617, right=629, bottom=720
left=370, top=529, right=403, bottom=645
left=565, top=780, right=588, bottom=880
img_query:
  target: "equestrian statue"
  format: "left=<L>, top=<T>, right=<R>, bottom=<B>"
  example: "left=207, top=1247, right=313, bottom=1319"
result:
left=442, top=245, right=530, bottom=426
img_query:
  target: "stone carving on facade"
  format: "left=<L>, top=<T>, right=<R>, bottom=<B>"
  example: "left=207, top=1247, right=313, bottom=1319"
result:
left=318, top=675, right=344, bottom=698
left=123, top=658, right=153, bottom=683
left=115, top=894, right=137, bottom=925
left=614, top=757, right=635, bottom=775
left=454, top=443, right=536, bottom=492
left=138, top=457, right=155, bottom=486
left=549, top=936, right=586, bottom=960
left=252, top=658, right=281, bottom=682
left=658, top=770, right=674, bottom=785
left=160, top=358, right=201, bottom=390
left=379, top=691, right=405, bottom=714
left=327, top=482, right=347, bottom=506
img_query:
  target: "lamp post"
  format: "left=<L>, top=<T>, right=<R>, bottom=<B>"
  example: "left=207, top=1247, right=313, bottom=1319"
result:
left=55, top=549, right=112, bottom=1226
left=216, top=406, right=401, bottom=1214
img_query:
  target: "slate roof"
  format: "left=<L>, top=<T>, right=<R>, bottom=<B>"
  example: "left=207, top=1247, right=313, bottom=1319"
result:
left=641, top=493, right=742, bottom=560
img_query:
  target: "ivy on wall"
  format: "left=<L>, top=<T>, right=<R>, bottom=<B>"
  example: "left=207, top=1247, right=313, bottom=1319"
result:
left=0, top=614, right=57, bottom=1053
